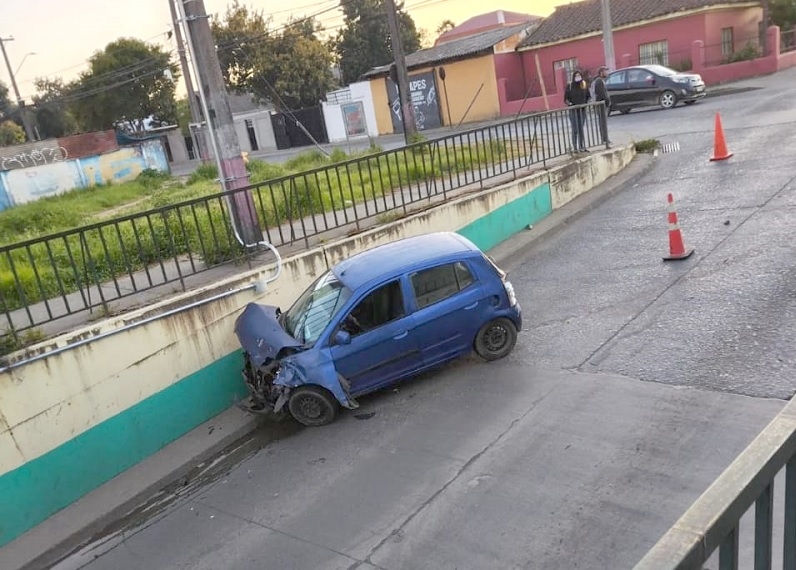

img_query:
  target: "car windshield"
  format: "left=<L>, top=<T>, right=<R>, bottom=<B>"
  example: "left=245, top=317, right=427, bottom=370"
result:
left=645, top=65, right=677, bottom=77
left=283, top=270, right=352, bottom=345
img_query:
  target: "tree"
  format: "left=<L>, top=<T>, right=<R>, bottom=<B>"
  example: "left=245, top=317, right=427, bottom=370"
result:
left=335, top=0, right=422, bottom=85
left=0, top=120, right=25, bottom=147
left=436, top=19, right=456, bottom=35
left=0, top=81, right=11, bottom=118
left=32, top=78, right=78, bottom=139
left=771, top=0, right=796, bottom=30
left=212, top=1, right=335, bottom=109
left=68, top=38, right=179, bottom=131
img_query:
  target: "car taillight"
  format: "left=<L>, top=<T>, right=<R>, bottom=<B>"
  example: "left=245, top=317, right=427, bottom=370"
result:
left=503, top=279, right=517, bottom=307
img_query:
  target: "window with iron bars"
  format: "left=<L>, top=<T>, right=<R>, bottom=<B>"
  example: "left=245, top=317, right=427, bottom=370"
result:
left=554, top=57, right=580, bottom=77
left=722, top=27, right=735, bottom=56
left=639, top=40, right=669, bottom=66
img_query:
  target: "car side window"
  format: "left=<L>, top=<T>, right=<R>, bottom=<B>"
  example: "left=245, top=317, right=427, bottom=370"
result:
left=341, top=280, right=405, bottom=337
left=411, top=262, right=476, bottom=310
left=606, top=72, right=625, bottom=85
left=627, top=69, right=650, bottom=83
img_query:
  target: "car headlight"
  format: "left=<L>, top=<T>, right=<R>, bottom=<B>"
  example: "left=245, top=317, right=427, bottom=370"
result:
left=503, top=280, right=517, bottom=307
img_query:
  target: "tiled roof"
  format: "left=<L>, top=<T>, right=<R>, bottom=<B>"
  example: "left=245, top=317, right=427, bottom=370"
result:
left=362, top=22, right=534, bottom=79
left=436, top=10, right=540, bottom=45
left=518, top=0, right=757, bottom=49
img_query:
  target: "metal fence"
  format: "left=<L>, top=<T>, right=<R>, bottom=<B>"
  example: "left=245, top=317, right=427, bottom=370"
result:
left=0, top=103, right=609, bottom=346
left=635, top=400, right=796, bottom=570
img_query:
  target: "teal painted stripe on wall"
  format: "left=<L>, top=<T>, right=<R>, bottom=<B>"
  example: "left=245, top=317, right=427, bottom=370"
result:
left=0, top=351, right=246, bottom=548
left=458, top=183, right=552, bottom=252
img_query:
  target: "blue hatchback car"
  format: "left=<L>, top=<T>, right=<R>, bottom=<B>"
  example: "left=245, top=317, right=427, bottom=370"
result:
left=234, top=232, right=522, bottom=426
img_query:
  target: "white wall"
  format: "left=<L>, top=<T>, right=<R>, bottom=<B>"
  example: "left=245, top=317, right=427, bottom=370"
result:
left=323, top=81, right=380, bottom=143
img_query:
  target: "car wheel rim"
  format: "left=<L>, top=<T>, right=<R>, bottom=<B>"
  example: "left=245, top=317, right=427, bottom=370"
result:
left=483, top=324, right=509, bottom=353
left=298, top=396, right=323, bottom=420
left=662, top=94, right=674, bottom=107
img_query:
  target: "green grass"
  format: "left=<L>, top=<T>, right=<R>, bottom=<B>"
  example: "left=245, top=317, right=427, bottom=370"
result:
left=0, top=138, right=534, bottom=317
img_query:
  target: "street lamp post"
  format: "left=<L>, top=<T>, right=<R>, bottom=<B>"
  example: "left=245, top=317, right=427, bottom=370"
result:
left=0, top=36, right=36, bottom=141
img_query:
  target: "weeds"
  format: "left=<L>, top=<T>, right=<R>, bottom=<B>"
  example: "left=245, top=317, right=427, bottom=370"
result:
left=634, top=139, right=660, bottom=153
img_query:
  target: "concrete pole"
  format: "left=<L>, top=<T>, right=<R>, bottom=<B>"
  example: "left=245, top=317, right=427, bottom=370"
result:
left=180, top=0, right=262, bottom=246
left=168, top=0, right=208, bottom=161
left=600, top=0, right=616, bottom=70
left=761, top=0, right=770, bottom=55
left=0, top=37, right=35, bottom=142
left=384, top=0, right=417, bottom=142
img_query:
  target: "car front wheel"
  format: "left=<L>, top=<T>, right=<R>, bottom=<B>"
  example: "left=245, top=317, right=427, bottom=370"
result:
left=660, top=90, right=678, bottom=109
left=474, top=318, right=518, bottom=361
left=288, top=386, right=339, bottom=427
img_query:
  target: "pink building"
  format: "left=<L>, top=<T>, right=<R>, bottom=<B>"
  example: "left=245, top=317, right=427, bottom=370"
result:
left=496, top=0, right=796, bottom=115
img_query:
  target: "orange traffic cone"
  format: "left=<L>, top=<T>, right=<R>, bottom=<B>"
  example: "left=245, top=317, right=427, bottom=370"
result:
left=663, top=193, right=694, bottom=261
left=710, top=112, right=733, bottom=162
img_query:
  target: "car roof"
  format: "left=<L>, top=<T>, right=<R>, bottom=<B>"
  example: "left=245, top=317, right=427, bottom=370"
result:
left=332, top=232, right=481, bottom=290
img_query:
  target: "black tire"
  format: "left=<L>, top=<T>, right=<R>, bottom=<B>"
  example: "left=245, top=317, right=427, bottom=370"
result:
left=288, top=386, right=338, bottom=427
left=620, top=108, right=632, bottom=115
left=660, top=90, right=678, bottom=109
left=474, top=318, right=518, bottom=361
left=684, top=100, right=697, bottom=105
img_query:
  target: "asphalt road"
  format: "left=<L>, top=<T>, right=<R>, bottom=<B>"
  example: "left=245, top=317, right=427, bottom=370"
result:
left=54, top=68, right=796, bottom=570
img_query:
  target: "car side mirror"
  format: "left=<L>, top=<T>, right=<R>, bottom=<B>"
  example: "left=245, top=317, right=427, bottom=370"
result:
left=334, top=330, right=352, bottom=346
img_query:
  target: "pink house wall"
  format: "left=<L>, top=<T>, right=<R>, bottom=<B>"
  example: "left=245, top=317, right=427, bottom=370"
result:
left=703, top=7, right=764, bottom=65
left=494, top=52, right=527, bottom=101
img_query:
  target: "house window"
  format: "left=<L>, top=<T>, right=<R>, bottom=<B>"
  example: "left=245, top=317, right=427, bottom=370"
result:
left=722, top=27, right=734, bottom=56
left=639, top=40, right=669, bottom=66
left=554, top=58, right=580, bottom=76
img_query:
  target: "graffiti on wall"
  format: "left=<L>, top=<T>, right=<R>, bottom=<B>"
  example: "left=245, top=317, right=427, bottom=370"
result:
left=0, top=145, right=68, bottom=171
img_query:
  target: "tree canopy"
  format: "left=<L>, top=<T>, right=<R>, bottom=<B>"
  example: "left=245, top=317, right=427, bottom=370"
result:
left=32, top=78, right=78, bottom=139
left=335, top=0, right=422, bottom=85
left=212, top=1, right=335, bottom=110
left=771, top=0, right=796, bottom=30
left=67, top=38, right=179, bottom=131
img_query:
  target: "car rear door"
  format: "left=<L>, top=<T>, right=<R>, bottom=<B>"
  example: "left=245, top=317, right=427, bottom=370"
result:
left=409, top=260, right=487, bottom=366
left=330, top=278, right=422, bottom=395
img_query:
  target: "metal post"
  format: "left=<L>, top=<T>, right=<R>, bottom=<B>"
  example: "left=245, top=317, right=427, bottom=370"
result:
left=0, top=37, right=35, bottom=141
left=755, top=483, right=774, bottom=570
left=600, top=0, right=616, bottom=71
left=178, top=0, right=262, bottom=246
left=168, top=0, right=208, bottom=161
left=384, top=0, right=417, bottom=143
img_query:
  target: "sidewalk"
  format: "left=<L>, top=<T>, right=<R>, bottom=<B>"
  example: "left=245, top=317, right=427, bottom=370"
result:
left=0, top=153, right=655, bottom=570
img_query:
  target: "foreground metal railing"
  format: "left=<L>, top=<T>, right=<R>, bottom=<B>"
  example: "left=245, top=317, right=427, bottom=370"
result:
left=0, top=103, right=608, bottom=344
left=635, top=400, right=796, bottom=570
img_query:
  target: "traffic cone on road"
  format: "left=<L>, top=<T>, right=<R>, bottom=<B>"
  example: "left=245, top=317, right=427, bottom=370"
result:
left=663, top=193, right=694, bottom=261
left=710, top=112, right=733, bottom=162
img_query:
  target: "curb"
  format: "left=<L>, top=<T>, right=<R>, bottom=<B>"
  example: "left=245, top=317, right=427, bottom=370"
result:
left=6, top=146, right=654, bottom=570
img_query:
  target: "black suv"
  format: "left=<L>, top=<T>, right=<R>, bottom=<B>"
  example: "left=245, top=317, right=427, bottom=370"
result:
left=605, top=64, right=706, bottom=114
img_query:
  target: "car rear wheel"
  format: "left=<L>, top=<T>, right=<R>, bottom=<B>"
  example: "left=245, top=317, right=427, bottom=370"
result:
left=660, top=90, right=678, bottom=109
left=474, top=318, right=518, bottom=361
left=288, top=386, right=338, bottom=427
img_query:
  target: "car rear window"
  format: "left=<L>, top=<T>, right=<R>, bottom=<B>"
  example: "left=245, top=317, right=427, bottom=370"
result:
left=411, top=262, right=475, bottom=309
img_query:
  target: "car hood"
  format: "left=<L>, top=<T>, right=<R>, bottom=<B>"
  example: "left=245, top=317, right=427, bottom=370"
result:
left=234, top=303, right=302, bottom=368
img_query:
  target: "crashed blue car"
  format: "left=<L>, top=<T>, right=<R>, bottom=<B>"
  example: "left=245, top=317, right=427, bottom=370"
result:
left=234, top=232, right=522, bottom=427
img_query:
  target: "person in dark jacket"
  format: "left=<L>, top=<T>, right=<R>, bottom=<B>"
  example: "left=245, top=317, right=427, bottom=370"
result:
left=592, top=65, right=612, bottom=146
left=564, top=70, right=591, bottom=152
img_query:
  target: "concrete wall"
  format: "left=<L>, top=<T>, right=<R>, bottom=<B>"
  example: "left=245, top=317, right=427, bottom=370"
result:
left=322, top=82, right=380, bottom=143
left=0, top=140, right=169, bottom=209
left=0, top=145, right=635, bottom=548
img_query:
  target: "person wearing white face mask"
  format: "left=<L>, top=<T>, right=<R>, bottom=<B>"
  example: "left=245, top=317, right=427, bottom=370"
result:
left=564, top=70, right=591, bottom=153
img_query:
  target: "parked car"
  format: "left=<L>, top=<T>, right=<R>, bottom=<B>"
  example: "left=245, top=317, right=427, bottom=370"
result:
left=605, top=64, right=706, bottom=114
left=234, top=232, right=522, bottom=427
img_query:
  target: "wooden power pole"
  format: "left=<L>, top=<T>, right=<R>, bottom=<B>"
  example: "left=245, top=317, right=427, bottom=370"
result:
left=179, top=0, right=262, bottom=246
left=384, top=0, right=417, bottom=142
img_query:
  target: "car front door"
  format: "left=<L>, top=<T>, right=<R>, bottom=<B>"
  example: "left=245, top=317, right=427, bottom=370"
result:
left=409, top=261, right=486, bottom=366
left=605, top=70, right=628, bottom=109
left=329, top=278, right=421, bottom=395
left=626, top=69, right=658, bottom=106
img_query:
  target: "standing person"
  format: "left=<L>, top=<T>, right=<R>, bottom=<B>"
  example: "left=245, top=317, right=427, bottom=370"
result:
left=592, top=65, right=612, bottom=147
left=564, top=70, right=590, bottom=153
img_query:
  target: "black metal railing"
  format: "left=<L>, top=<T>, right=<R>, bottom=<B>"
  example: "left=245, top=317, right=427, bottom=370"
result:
left=0, top=104, right=609, bottom=346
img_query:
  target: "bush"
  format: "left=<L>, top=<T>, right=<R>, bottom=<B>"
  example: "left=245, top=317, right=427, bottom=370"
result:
left=724, top=42, right=759, bottom=64
left=136, top=169, right=171, bottom=189
left=634, top=139, right=660, bottom=153
left=187, top=162, right=219, bottom=185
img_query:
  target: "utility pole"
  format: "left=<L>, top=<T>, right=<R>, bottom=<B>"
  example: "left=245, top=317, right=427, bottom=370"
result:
left=600, top=0, right=616, bottom=70
left=168, top=0, right=208, bottom=161
left=384, top=0, right=417, bottom=142
left=179, top=0, right=261, bottom=246
left=760, top=0, right=770, bottom=55
left=0, top=36, right=35, bottom=142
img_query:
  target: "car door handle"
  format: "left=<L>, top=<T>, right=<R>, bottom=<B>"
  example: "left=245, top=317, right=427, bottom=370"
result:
left=393, top=330, right=408, bottom=340
left=464, top=301, right=478, bottom=310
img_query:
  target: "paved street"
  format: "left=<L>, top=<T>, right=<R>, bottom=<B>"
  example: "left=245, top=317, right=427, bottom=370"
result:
left=51, top=68, right=796, bottom=569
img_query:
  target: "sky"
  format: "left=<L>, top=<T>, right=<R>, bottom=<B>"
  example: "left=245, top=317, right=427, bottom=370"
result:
left=1, top=0, right=565, bottom=102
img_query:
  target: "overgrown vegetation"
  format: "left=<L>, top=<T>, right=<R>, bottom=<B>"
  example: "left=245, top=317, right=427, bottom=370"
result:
left=634, top=139, right=660, bottom=153
left=723, top=42, right=760, bottom=64
left=0, top=139, right=533, bottom=312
